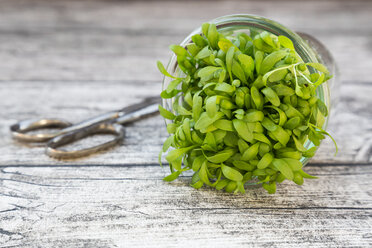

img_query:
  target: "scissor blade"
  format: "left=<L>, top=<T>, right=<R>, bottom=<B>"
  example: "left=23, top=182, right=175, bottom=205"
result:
left=116, top=96, right=161, bottom=124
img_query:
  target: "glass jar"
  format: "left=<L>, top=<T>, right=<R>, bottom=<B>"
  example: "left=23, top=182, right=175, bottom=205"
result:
left=162, top=14, right=338, bottom=166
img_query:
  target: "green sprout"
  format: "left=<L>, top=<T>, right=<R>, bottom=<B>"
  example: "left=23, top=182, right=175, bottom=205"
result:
left=158, top=24, right=337, bottom=194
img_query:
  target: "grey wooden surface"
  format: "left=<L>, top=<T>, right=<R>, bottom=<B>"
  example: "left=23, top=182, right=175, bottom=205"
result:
left=0, top=0, right=372, bottom=247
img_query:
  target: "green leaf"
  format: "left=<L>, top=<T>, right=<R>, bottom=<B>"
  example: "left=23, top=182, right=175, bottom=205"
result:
left=262, top=87, right=280, bottom=107
left=262, top=182, right=277, bottom=194
left=163, top=171, right=182, bottom=182
left=176, top=105, right=192, bottom=116
left=303, top=147, right=317, bottom=157
left=186, top=43, right=200, bottom=56
left=283, top=117, right=301, bottom=130
left=257, top=153, right=273, bottom=169
left=214, top=129, right=227, bottom=144
left=316, top=99, right=328, bottom=117
left=166, top=78, right=182, bottom=93
left=310, top=124, right=338, bottom=155
left=158, top=105, right=175, bottom=120
left=232, top=160, right=255, bottom=171
left=282, top=158, right=302, bottom=171
left=192, top=34, right=208, bottom=47
left=267, top=105, right=288, bottom=126
left=205, top=149, right=236, bottom=163
left=162, top=135, right=174, bottom=152
left=260, top=31, right=276, bottom=47
left=170, top=157, right=182, bottom=171
left=203, top=132, right=217, bottom=151
left=182, top=118, right=192, bottom=142
left=237, top=138, right=249, bottom=154
left=223, top=132, right=239, bottom=147
left=268, top=68, right=288, bottom=82
left=218, top=38, right=237, bottom=53
left=293, top=172, right=304, bottom=185
left=195, top=46, right=212, bottom=60
left=236, top=181, right=246, bottom=194
left=199, top=160, right=211, bottom=185
left=253, top=133, right=271, bottom=145
left=215, top=179, right=229, bottom=190
left=251, top=86, right=263, bottom=109
left=306, top=62, right=329, bottom=74
left=272, top=159, right=294, bottom=180
left=206, top=96, right=217, bottom=118
left=218, top=69, right=226, bottom=83
left=293, top=136, right=307, bottom=152
left=194, top=112, right=224, bottom=131
left=277, top=151, right=302, bottom=160
left=238, top=54, right=254, bottom=79
left=221, top=164, right=243, bottom=181
left=283, top=104, right=305, bottom=119
left=166, top=146, right=195, bottom=163
left=299, top=169, right=318, bottom=179
left=166, top=123, right=178, bottom=134
left=201, top=23, right=210, bottom=37
left=225, top=180, right=237, bottom=193
left=233, top=119, right=254, bottom=142
left=192, top=92, right=203, bottom=121
left=226, top=46, right=235, bottom=81
left=232, top=60, right=247, bottom=83
left=234, top=89, right=245, bottom=108
left=244, top=110, right=264, bottom=122
left=214, top=119, right=234, bottom=131
left=192, top=155, right=205, bottom=172
left=207, top=23, right=219, bottom=49
left=262, top=64, right=293, bottom=85
left=169, top=44, right=188, bottom=57
left=191, top=180, right=204, bottom=189
left=262, top=117, right=277, bottom=131
left=198, top=66, right=220, bottom=79
left=157, top=61, right=176, bottom=79
left=253, top=36, right=274, bottom=53
left=161, top=89, right=179, bottom=99
left=241, top=143, right=260, bottom=161
left=215, top=82, right=235, bottom=93
left=278, top=35, right=295, bottom=51
left=270, top=126, right=290, bottom=146
left=260, top=50, right=287, bottom=74
left=255, top=51, right=264, bottom=75
left=314, top=73, right=325, bottom=87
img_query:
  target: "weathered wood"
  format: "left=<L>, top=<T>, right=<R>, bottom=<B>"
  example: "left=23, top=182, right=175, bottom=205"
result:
left=1, top=0, right=372, bottom=247
left=0, top=1, right=370, bottom=82
left=0, top=164, right=371, bottom=247
left=0, top=81, right=371, bottom=166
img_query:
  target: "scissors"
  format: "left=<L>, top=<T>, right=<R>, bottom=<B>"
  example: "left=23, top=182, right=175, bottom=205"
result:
left=10, top=96, right=160, bottom=159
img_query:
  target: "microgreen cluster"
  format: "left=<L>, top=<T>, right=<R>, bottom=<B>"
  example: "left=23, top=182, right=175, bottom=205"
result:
left=158, top=23, right=336, bottom=194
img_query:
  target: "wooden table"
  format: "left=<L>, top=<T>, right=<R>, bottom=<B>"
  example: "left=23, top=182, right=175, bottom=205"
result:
left=1, top=0, right=371, bottom=247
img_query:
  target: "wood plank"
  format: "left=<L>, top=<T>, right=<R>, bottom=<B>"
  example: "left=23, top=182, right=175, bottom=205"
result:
left=0, top=1, right=371, bottom=247
left=0, top=0, right=370, bottom=82
left=0, top=0, right=370, bottom=34
left=0, top=81, right=371, bottom=166
left=0, top=164, right=371, bottom=247
left=0, top=33, right=370, bottom=84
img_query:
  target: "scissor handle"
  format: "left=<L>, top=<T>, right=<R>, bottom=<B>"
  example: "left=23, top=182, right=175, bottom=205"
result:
left=10, top=118, right=72, bottom=142
left=46, top=122, right=125, bottom=159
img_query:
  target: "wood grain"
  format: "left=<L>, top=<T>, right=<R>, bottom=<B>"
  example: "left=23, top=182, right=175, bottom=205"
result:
left=0, top=0, right=371, bottom=247
left=1, top=81, right=371, bottom=166
left=1, top=164, right=372, bottom=247
left=0, top=1, right=370, bottom=82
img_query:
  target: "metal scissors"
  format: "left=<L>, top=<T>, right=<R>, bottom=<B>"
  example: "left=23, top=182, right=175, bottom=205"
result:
left=10, top=96, right=160, bottom=159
